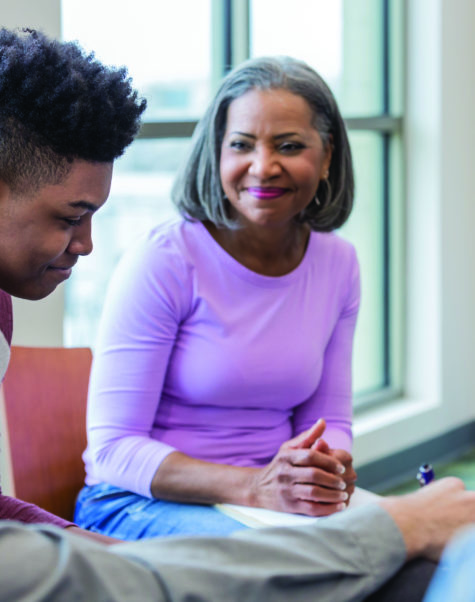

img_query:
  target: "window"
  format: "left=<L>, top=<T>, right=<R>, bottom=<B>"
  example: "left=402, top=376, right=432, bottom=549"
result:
left=62, top=0, right=403, bottom=406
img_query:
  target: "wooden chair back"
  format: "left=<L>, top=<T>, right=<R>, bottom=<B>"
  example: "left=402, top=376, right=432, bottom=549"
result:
left=1, top=345, right=92, bottom=521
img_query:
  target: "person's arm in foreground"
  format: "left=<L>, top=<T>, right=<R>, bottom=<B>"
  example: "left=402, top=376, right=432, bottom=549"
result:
left=1, top=477, right=474, bottom=602
left=0, top=493, right=118, bottom=544
left=423, top=524, right=475, bottom=602
left=0, top=494, right=73, bottom=528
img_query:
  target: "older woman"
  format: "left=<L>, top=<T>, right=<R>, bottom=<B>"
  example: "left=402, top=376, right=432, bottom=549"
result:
left=76, top=56, right=360, bottom=539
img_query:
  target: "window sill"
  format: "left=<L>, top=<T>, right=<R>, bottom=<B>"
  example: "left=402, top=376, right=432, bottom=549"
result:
left=353, top=395, right=442, bottom=466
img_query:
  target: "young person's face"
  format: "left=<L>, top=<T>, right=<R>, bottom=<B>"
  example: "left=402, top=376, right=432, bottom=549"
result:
left=0, top=160, right=112, bottom=300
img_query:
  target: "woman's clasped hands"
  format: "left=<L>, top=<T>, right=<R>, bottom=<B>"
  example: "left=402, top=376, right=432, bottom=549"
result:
left=250, top=419, right=357, bottom=516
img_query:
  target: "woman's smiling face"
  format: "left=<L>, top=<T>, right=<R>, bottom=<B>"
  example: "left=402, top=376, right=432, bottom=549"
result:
left=219, top=88, right=332, bottom=231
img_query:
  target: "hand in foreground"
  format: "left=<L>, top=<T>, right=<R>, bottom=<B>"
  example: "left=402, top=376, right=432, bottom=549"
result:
left=249, top=419, right=349, bottom=516
left=380, top=477, right=475, bottom=562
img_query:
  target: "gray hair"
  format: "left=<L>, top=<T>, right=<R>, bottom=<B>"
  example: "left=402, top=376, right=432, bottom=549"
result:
left=172, top=56, right=354, bottom=232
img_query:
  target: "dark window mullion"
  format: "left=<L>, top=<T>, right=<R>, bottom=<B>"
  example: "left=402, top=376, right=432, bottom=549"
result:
left=223, top=0, right=233, bottom=73
left=382, top=0, right=391, bottom=388
left=382, top=132, right=390, bottom=387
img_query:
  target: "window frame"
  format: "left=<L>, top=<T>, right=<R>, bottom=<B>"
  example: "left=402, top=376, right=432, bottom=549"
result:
left=135, top=0, right=404, bottom=409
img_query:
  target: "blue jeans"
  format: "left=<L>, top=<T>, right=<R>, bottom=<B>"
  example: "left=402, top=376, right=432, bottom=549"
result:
left=74, top=483, right=247, bottom=540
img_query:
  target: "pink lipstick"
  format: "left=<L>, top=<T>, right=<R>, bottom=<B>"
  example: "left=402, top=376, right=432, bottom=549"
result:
left=247, top=187, right=288, bottom=200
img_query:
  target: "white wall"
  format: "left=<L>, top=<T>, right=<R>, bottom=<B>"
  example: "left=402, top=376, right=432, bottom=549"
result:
left=1, top=0, right=64, bottom=346
left=2, top=0, right=475, bottom=463
left=354, top=0, right=475, bottom=465
left=0, top=0, right=60, bottom=33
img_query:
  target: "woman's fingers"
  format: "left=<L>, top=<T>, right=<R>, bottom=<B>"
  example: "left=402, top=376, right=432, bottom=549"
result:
left=285, top=418, right=326, bottom=450
left=291, top=482, right=349, bottom=505
left=290, top=499, right=347, bottom=517
left=285, top=463, right=347, bottom=491
left=325, top=449, right=357, bottom=505
left=329, top=449, right=357, bottom=484
left=288, top=447, right=346, bottom=476
left=312, top=437, right=330, bottom=453
left=253, top=440, right=352, bottom=516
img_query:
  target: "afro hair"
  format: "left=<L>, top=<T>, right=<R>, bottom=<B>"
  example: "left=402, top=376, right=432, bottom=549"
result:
left=0, top=27, right=146, bottom=191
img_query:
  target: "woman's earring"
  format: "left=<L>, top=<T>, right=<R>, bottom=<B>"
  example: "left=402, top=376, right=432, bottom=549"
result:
left=315, top=171, right=329, bottom=206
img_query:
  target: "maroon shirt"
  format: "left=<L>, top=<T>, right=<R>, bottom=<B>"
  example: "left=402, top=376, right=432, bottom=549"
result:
left=0, top=289, right=73, bottom=527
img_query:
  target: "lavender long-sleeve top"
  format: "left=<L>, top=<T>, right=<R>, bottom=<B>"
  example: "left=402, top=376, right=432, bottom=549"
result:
left=84, top=219, right=360, bottom=498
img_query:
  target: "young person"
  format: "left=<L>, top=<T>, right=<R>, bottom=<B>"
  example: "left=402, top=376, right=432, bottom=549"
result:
left=0, top=26, right=146, bottom=539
